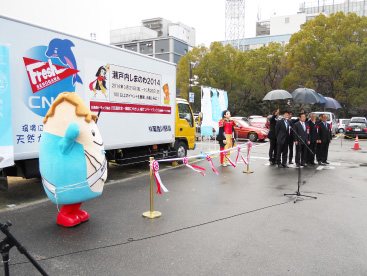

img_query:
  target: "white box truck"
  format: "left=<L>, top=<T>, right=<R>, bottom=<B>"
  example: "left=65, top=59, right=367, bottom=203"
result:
left=0, top=15, right=196, bottom=189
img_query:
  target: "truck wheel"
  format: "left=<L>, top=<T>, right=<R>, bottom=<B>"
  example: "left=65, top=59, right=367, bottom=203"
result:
left=339, top=128, right=344, bottom=133
left=175, top=141, right=187, bottom=159
left=248, top=132, right=258, bottom=142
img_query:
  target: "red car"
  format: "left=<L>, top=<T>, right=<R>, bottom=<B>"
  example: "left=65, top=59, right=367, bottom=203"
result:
left=232, top=118, right=268, bottom=142
left=248, top=116, right=268, bottom=129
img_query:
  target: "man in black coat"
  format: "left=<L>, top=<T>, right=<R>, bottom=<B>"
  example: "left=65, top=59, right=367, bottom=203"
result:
left=315, top=113, right=324, bottom=163
left=317, top=114, right=332, bottom=164
left=287, top=111, right=299, bottom=164
left=268, top=109, right=279, bottom=165
left=275, top=110, right=290, bottom=168
left=293, top=113, right=310, bottom=167
left=307, top=113, right=317, bottom=165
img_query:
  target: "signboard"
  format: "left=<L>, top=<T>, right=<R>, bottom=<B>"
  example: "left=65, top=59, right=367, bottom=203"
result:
left=0, top=45, right=14, bottom=168
left=200, top=86, right=228, bottom=136
left=109, top=64, right=161, bottom=105
left=189, top=92, right=194, bottom=103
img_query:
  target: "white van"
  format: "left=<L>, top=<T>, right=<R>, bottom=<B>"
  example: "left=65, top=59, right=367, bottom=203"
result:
left=312, top=112, right=338, bottom=135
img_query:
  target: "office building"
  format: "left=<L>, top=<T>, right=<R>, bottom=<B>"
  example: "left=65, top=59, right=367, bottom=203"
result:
left=110, top=17, right=195, bottom=64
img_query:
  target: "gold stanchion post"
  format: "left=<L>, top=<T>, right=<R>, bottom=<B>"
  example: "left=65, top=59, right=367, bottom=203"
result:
left=142, top=157, right=162, bottom=219
left=243, top=143, right=254, bottom=174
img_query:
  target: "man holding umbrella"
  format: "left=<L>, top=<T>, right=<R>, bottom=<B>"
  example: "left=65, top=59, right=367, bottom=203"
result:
left=275, top=110, right=290, bottom=168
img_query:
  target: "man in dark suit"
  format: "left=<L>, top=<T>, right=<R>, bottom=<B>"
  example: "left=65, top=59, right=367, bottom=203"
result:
left=287, top=111, right=295, bottom=164
left=268, top=109, right=279, bottom=165
left=293, top=113, right=310, bottom=167
left=315, top=113, right=324, bottom=163
left=275, top=110, right=290, bottom=168
left=317, top=114, right=332, bottom=164
left=307, top=113, right=317, bottom=165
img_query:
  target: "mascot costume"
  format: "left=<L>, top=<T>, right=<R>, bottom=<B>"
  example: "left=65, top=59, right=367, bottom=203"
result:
left=39, top=92, right=107, bottom=227
left=217, top=110, right=236, bottom=167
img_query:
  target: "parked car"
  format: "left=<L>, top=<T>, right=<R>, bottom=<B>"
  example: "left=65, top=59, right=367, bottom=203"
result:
left=311, top=112, right=338, bottom=135
left=350, top=117, right=367, bottom=123
left=345, top=122, right=367, bottom=139
left=248, top=116, right=268, bottom=129
left=232, top=118, right=268, bottom=142
left=338, top=119, right=351, bottom=133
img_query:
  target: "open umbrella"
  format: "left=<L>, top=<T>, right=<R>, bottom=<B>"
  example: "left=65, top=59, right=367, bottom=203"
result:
left=322, top=97, right=342, bottom=109
left=318, top=93, right=327, bottom=104
left=262, top=89, right=292, bottom=109
left=292, top=88, right=323, bottom=104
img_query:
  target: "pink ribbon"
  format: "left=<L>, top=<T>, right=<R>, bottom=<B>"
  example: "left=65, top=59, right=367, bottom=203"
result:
left=235, top=146, right=241, bottom=165
left=183, top=157, right=206, bottom=176
left=206, top=155, right=219, bottom=175
left=151, top=160, right=168, bottom=194
left=241, top=153, right=248, bottom=165
left=240, top=142, right=252, bottom=166
left=223, top=151, right=236, bottom=167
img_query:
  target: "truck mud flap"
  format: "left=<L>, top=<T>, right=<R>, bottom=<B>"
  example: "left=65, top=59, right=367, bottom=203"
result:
left=20, top=159, right=40, bottom=179
left=0, top=169, right=8, bottom=192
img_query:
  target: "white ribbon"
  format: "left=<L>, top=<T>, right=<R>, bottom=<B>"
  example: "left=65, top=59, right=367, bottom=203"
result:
left=206, top=155, right=219, bottom=175
left=151, top=160, right=168, bottom=193
left=223, top=151, right=236, bottom=167
left=183, top=157, right=206, bottom=176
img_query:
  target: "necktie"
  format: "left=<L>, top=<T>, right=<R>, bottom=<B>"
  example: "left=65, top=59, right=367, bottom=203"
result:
left=302, top=122, right=305, bottom=131
left=324, top=122, right=327, bottom=128
left=284, top=120, right=288, bottom=128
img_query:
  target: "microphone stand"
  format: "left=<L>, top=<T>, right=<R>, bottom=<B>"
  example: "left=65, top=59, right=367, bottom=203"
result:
left=284, top=121, right=317, bottom=203
left=0, top=221, right=49, bottom=276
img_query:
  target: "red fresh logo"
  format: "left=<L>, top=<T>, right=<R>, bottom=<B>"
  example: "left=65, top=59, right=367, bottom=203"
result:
left=23, top=57, right=79, bottom=93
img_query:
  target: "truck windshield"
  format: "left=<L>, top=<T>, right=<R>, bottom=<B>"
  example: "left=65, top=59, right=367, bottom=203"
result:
left=178, top=103, right=194, bottom=127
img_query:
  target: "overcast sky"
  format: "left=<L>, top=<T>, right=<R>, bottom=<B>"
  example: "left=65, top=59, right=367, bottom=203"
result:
left=1, top=0, right=302, bottom=47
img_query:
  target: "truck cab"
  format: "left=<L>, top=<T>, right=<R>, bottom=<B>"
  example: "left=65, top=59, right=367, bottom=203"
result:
left=174, top=98, right=196, bottom=158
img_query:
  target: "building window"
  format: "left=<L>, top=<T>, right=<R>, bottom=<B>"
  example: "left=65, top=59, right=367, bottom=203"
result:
left=285, top=17, right=290, bottom=24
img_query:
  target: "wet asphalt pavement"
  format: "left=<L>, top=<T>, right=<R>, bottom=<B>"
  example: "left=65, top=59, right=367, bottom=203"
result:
left=1, top=137, right=367, bottom=276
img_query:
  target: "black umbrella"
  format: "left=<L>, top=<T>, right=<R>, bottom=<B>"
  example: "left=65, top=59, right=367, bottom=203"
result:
left=262, top=89, right=292, bottom=109
left=321, top=97, right=342, bottom=109
left=292, top=88, right=323, bottom=104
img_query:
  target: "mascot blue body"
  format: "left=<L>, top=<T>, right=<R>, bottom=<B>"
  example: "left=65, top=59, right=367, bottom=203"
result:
left=39, top=92, right=107, bottom=227
left=40, top=123, right=103, bottom=205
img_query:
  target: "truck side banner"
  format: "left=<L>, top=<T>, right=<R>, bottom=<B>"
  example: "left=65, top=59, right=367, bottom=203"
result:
left=0, top=45, right=14, bottom=168
left=2, top=16, right=176, bottom=160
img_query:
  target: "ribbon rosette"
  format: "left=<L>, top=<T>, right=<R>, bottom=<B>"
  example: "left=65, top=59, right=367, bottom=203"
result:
left=223, top=151, right=236, bottom=167
left=316, top=125, right=319, bottom=133
left=183, top=157, right=206, bottom=176
left=151, top=160, right=168, bottom=194
left=206, top=155, right=219, bottom=175
left=307, top=125, right=310, bottom=134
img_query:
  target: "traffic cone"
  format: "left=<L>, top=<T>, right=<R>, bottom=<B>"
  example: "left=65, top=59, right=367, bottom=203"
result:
left=352, top=135, right=362, bottom=150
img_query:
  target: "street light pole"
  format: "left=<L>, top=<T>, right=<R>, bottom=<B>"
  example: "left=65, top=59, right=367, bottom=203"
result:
left=189, top=62, right=193, bottom=100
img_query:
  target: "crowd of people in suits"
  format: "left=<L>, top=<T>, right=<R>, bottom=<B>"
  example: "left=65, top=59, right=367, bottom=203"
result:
left=268, top=109, right=333, bottom=168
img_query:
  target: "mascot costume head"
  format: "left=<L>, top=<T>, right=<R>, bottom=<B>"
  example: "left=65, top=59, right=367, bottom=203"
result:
left=39, top=92, right=107, bottom=227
